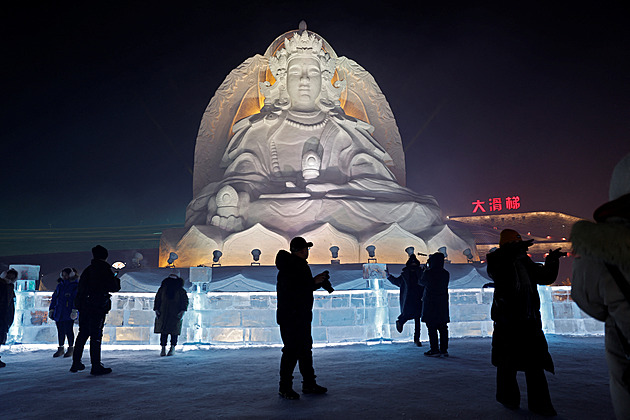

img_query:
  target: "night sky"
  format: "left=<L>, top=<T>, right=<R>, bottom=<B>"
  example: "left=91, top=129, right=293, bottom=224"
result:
left=3, top=2, right=629, bottom=236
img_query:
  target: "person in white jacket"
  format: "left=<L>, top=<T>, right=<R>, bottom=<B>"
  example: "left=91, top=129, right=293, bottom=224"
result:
left=571, top=152, right=630, bottom=420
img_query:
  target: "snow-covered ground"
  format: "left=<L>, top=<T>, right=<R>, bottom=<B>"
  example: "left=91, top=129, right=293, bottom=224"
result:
left=0, top=336, right=614, bottom=419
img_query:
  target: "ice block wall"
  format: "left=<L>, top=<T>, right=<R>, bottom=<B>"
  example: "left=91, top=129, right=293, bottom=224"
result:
left=8, top=286, right=602, bottom=346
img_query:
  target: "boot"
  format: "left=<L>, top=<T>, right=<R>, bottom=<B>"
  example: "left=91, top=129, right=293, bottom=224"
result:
left=279, top=387, right=300, bottom=400
left=53, top=346, right=65, bottom=357
left=167, top=345, right=175, bottom=356
left=69, top=361, right=85, bottom=372
left=64, top=346, right=74, bottom=358
left=279, top=376, right=299, bottom=400
left=160, top=346, right=166, bottom=357
left=302, top=381, right=328, bottom=394
left=90, top=363, right=112, bottom=376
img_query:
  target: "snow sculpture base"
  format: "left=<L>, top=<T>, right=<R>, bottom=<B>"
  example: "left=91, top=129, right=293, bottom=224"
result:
left=160, top=222, right=474, bottom=267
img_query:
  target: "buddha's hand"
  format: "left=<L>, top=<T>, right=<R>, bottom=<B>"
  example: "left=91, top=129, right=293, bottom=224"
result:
left=305, top=182, right=341, bottom=194
left=210, top=185, right=246, bottom=232
left=211, top=214, right=244, bottom=231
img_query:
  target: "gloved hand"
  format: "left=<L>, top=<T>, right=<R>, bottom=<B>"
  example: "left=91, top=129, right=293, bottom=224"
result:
left=70, top=309, right=78, bottom=320
left=155, top=310, right=161, bottom=317
left=48, top=309, right=54, bottom=319
left=547, top=248, right=567, bottom=260
left=177, top=311, right=185, bottom=319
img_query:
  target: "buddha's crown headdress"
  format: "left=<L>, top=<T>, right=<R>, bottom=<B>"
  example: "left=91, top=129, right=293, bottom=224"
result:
left=269, top=31, right=336, bottom=81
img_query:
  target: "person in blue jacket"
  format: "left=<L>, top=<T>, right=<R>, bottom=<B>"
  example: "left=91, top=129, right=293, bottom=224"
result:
left=49, top=267, right=79, bottom=358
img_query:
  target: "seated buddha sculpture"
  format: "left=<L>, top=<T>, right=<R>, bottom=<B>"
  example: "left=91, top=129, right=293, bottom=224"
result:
left=186, top=30, right=443, bottom=238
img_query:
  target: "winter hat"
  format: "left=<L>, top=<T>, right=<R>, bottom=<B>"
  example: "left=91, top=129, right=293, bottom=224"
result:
left=92, top=245, right=108, bottom=260
left=499, top=229, right=522, bottom=247
left=290, top=236, right=313, bottom=252
left=406, top=254, right=420, bottom=266
left=594, top=152, right=630, bottom=222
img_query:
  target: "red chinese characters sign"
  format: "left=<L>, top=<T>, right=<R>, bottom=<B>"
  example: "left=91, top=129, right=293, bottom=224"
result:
left=472, top=196, right=521, bottom=213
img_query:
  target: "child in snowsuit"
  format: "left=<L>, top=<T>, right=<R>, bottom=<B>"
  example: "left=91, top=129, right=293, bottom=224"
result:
left=388, top=254, right=424, bottom=346
left=154, top=274, right=188, bottom=356
left=49, top=267, right=79, bottom=358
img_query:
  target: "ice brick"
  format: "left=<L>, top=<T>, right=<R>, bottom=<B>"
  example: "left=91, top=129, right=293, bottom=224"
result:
left=116, top=326, right=151, bottom=342
left=331, top=295, right=350, bottom=308
left=553, top=320, right=581, bottom=334
left=312, top=326, right=328, bottom=342
left=242, top=310, right=276, bottom=327
left=247, top=327, right=281, bottom=343
left=204, top=310, right=241, bottom=327
left=326, top=326, right=367, bottom=342
left=249, top=295, right=271, bottom=309
left=320, top=308, right=357, bottom=326
left=128, top=310, right=155, bottom=326
left=207, top=327, right=244, bottom=343
left=105, top=310, right=124, bottom=327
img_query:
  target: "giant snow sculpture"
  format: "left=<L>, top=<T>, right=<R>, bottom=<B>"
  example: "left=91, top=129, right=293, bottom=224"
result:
left=160, top=23, right=477, bottom=266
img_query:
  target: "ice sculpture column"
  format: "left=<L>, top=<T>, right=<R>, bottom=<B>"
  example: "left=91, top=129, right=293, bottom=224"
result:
left=189, top=267, right=212, bottom=343
left=363, top=263, right=392, bottom=342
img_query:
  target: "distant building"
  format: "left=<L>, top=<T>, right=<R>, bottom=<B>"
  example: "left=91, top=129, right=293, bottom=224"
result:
left=447, top=211, right=581, bottom=284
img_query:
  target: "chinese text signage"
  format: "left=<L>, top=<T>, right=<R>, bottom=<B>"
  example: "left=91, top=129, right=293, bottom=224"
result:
left=472, top=196, right=521, bottom=213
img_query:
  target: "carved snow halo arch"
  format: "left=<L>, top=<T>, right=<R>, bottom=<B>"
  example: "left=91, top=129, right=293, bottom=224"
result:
left=192, top=25, right=407, bottom=199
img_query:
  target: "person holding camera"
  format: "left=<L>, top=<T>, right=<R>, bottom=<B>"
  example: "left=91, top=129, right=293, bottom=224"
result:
left=70, top=245, right=121, bottom=376
left=487, top=229, right=565, bottom=417
left=275, top=236, right=332, bottom=400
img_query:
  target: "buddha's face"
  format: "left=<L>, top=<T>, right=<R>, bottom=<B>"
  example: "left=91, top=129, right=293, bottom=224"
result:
left=286, top=57, right=321, bottom=112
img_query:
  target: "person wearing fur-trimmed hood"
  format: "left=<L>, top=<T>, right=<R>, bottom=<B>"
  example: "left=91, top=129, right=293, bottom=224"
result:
left=571, top=152, right=630, bottom=420
left=154, top=274, right=188, bottom=357
left=49, top=267, right=79, bottom=358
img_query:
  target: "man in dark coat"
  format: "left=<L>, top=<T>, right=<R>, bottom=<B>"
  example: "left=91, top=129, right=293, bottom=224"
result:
left=388, top=254, right=424, bottom=346
left=418, top=252, right=450, bottom=357
left=0, top=269, right=18, bottom=368
left=71, top=245, right=121, bottom=375
left=487, top=229, right=564, bottom=416
left=276, top=236, right=331, bottom=400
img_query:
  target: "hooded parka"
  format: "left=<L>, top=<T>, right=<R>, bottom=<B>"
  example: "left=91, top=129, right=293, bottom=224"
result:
left=50, top=274, right=79, bottom=322
left=571, top=186, right=630, bottom=419
left=487, top=242, right=559, bottom=373
left=154, top=276, right=189, bottom=335
left=388, top=255, right=424, bottom=321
